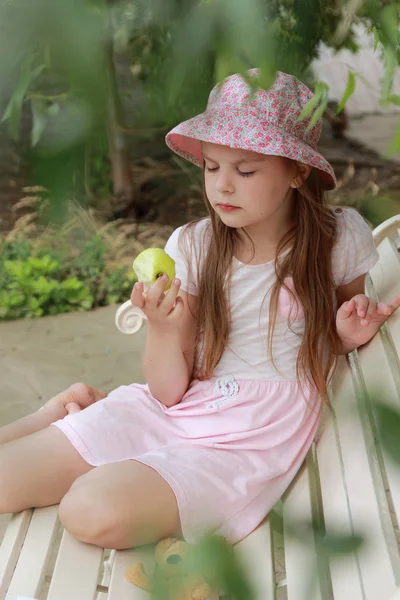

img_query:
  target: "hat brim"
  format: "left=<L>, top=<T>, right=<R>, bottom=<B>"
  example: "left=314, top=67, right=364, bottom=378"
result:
left=166, top=111, right=336, bottom=190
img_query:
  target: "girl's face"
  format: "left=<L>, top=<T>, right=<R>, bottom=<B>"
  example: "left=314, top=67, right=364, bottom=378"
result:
left=202, top=142, right=301, bottom=234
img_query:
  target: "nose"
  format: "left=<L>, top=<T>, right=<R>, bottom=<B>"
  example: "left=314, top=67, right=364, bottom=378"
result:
left=215, top=170, right=234, bottom=194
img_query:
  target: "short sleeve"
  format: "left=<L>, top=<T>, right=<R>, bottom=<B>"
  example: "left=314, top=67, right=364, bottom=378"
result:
left=164, top=219, right=209, bottom=296
left=332, top=207, right=379, bottom=287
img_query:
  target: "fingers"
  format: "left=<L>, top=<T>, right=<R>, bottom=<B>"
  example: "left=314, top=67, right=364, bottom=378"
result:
left=131, top=281, right=145, bottom=308
left=376, top=301, right=392, bottom=316
left=131, top=274, right=182, bottom=319
left=350, top=294, right=374, bottom=326
left=338, top=292, right=400, bottom=330
left=159, top=278, right=181, bottom=314
left=362, top=298, right=377, bottom=326
left=338, top=298, right=356, bottom=319
left=374, top=294, right=400, bottom=319
left=338, top=295, right=374, bottom=326
left=353, top=294, right=370, bottom=319
left=146, top=274, right=170, bottom=310
left=388, top=294, right=400, bottom=312
left=352, top=293, right=400, bottom=326
left=65, top=402, right=82, bottom=415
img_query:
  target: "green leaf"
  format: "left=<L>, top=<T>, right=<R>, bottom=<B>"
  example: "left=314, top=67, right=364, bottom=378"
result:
left=2, top=57, right=45, bottom=141
left=388, top=120, right=400, bottom=155
left=388, top=94, right=400, bottom=106
left=382, top=46, right=396, bottom=100
left=286, top=519, right=364, bottom=557
left=4, top=260, right=31, bottom=280
left=218, top=0, right=269, bottom=67
left=298, top=81, right=328, bottom=122
left=309, top=94, right=329, bottom=129
left=373, top=401, right=400, bottom=464
left=191, top=536, right=254, bottom=600
left=373, top=26, right=380, bottom=52
left=27, top=255, right=59, bottom=275
left=319, top=531, right=363, bottom=556
left=166, top=2, right=214, bottom=105
left=31, top=98, right=48, bottom=146
left=336, top=71, right=356, bottom=114
left=214, top=49, right=242, bottom=86
left=380, top=4, right=398, bottom=48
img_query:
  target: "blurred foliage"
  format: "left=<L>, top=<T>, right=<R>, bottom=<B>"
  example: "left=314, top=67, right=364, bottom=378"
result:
left=1, top=0, right=400, bottom=214
left=0, top=4, right=400, bottom=594
left=0, top=232, right=135, bottom=319
left=0, top=198, right=173, bottom=320
left=373, top=397, right=400, bottom=464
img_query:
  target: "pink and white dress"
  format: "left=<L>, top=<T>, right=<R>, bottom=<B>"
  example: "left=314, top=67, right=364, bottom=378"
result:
left=53, top=207, right=379, bottom=544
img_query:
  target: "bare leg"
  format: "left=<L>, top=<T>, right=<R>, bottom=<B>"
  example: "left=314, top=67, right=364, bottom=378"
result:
left=0, top=383, right=106, bottom=445
left=59, top=461, right=182, bottom=549
left=0, top=426, right=94, bottom=514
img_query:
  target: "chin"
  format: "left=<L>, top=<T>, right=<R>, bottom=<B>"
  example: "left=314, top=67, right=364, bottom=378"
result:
left=217, top=214, right=245, bottom=228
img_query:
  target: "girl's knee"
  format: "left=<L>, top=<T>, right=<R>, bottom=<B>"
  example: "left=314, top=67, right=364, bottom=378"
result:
left=0, top=460, right=15, bottom=514
left=58, top=480, right=129, bottom=548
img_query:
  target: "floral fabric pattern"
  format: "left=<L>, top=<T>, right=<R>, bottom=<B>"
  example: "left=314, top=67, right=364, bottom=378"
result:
left=166, top=69, right=336, bottom=190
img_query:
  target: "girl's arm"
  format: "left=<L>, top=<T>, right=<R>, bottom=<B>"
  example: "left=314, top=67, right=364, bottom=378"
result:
left=0, top=383, right=105, bottom=445
left=0, top=410, right=58, bottom=445
left=336, top=274, right=366, bottom=308
left=143, top=290, right=198, bottom=407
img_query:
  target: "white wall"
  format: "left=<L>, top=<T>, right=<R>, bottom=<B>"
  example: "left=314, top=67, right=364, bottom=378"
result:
left=312, top=23, right=400, bottom=116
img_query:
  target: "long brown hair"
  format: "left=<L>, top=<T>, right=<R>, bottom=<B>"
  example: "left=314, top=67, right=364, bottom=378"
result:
left=180, top=166, right=341, bottom=401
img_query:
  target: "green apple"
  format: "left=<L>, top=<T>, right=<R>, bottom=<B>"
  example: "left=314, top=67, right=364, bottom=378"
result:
left=132, top=248, right=176, bottom=290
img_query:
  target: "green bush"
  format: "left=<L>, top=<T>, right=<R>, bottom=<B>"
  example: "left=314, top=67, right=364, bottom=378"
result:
left=0, top=234, right=136, bottom=320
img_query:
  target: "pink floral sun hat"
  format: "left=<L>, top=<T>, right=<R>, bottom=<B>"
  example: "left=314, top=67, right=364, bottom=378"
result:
left=166, top=69, right=336, bottom=190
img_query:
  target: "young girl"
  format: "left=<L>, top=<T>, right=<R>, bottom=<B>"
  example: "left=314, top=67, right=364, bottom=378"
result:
left=1, top=69, right=399, bottom=551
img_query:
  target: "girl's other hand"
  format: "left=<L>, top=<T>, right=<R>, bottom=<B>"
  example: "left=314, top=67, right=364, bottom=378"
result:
left=43, top=383, right=107, bottom=420
left=336, top=293, right=400, bottom=351
left=130, top=275, right=184, bottom=331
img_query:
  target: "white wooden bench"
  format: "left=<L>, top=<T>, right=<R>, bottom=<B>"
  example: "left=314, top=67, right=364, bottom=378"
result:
left=1, top=214, right=400, bottom=600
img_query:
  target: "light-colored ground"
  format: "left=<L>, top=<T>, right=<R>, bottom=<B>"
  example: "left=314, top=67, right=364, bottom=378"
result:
left=0, top=304, right=146, bottom=425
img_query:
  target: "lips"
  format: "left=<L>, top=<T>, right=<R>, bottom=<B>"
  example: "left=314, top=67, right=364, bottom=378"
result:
left=218, top=203, right=240, bottom=213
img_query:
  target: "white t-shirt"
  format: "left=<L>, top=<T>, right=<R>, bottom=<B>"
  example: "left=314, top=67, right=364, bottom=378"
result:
left=164, top=207, right=379, bottom=381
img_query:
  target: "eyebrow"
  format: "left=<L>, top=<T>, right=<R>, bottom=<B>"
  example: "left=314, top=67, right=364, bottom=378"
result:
left=202, top=153, right=265, bottom=164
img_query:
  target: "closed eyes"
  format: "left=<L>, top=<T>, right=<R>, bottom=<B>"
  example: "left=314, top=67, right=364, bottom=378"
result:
left=205, top=166, right=255, bottom=177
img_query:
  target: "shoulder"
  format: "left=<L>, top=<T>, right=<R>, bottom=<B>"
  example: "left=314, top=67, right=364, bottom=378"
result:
left=166, top=218, right=211, bottom=247
left=330, top=206, right=379, bottom=287
left=164, top=218, right=211, bottom=295
left=331, top=206, right=373, bottom=240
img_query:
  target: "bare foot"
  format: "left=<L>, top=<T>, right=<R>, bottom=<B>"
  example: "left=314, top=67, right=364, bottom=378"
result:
left=44, top=383, right=107, bottom=420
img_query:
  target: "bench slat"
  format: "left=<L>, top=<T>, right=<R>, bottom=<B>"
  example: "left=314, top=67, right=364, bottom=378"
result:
left=356, top=326, right=400, bottom=558
left=0, top=510, right=32, bottom=600
left=317, top=358, right=365, bottom=600
left=370, top=238, right=400, bottom=358
left=47, top=530, right=103, bottom=600
left=372, top=215, right=400, bottom=247
left=234, top=518, right=275, bottom=600
left=283, top=457, right=328, bottom=600
left=4, top=506, right=59, bottom=600
left=368, top=236, right=400, bottom=532
left=330, top=349, right=398, bottom=600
